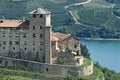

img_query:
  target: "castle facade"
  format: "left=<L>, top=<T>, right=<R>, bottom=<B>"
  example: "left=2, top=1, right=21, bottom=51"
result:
left=0, top=8, right=52, bottom=63
left=0, top=8, right=93, bottom=76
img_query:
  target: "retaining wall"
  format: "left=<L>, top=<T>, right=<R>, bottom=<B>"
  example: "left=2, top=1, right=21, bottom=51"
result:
left=0, top=56, right=93, bottom=76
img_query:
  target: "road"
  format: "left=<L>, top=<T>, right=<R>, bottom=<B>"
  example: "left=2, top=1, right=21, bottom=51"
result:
left=64, top=0, right=91, bottom=9
left=65, top=0, right=92, bottom=26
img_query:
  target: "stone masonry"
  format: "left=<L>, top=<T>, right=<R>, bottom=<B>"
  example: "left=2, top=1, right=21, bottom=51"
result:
left=0, top=8, right=93, bottom=76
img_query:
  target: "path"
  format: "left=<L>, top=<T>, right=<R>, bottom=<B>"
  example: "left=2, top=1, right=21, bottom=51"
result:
left=64, top=0, right=91, bottom=9
left=64, top=0, right=92, bottom=25
left=69, top=10, right=81, bottom=24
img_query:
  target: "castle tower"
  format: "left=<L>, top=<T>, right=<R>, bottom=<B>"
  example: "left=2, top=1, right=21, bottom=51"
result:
left=29, top=8, right=52, bottom=64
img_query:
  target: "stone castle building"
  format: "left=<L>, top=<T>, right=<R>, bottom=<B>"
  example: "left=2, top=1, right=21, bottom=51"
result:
left=0, top=8, right=93, bottom=76
left=0, top=8, right=52, bottom=63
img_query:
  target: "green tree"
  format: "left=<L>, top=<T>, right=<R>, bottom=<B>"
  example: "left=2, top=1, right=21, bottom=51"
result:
left=80, top=44, right=90, bottom=59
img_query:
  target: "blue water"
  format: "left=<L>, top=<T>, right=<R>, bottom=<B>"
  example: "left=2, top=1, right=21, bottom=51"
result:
left=81, top=39, right=120, bottom=72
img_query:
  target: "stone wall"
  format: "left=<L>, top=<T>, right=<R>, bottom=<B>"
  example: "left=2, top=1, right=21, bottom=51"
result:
left=82, top=60, right=93, bottom=76
left=0, top=56, right=93, bottom=76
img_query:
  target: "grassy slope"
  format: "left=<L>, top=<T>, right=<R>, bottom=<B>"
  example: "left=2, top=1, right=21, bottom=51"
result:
left=0, top=67, right=104, bottom=80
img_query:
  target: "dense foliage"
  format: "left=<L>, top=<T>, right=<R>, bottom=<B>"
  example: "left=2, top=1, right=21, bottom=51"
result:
left=95, top=62, right=120, bottom=80
left=106, top=0, right=120, bottom=4
left=80, top=44, right=91, bottom=59
left=1, top=0, right=120, bottom=38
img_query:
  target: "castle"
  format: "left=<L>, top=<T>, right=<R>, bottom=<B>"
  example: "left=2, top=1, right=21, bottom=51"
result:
left=0, top=8, right=93, bottom=76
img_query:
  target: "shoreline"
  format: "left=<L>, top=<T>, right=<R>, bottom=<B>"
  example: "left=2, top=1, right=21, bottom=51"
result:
left=80, top=38, right=120, bottom=40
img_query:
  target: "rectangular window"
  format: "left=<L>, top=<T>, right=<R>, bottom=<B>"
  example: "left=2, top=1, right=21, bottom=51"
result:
left=9, top=33, right=12, bottom=37
left=3, top=32, right=5, bottom=34
left=40, top=34, right=43, bottom=38
left=46, top=68, right=48, bottom=72
left=3, top=41, right=6, bottom=44
left=33, top=14, right=36, bottom=18
left=40, top=26, right=42, bottom=29
left=24, top=48, right=27, bottom=50
left=13, top=47, right=15, bottom=50
left=16, top=33, right=19, bottom=37
left=10, top=41, right=12, bottom=45
left=3, top=35, right=5, bottom=37
left=75, top=45, right=77, bottom=48
left=40, top=14, right=43, bottom=18
left=33, top=34, right=36, bottom=37
left=15, top=41, right=19, bottom=45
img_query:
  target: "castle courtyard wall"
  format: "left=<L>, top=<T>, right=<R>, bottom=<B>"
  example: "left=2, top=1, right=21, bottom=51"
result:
left=0, top=56, right=93, bottom=76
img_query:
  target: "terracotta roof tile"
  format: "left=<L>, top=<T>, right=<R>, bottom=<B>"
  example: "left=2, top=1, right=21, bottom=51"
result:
left=52, top=36, right=59, bottom=41
left=0, top=20, right=26, bottom=28
left=52, top=32, right=71, bottom=41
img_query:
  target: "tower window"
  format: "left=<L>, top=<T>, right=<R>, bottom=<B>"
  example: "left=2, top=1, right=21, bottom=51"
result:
left=10, top=41, right=12, bottom=45
left=75, top=45, right=77, bottom=48
left=33, top=14, right=36, bottom=18
left=24, top=48, right=27, bottom=50
left=40, top=26, right=42, bottom=29
left=33, top=34, right=36, bottom=37
left=40, top=14, right=43, bottom=18
left=9, top=33, right=12, bottom=37
left=40, top=34, right=43, bottom=38
left=16, top=33, right=19, bottom=37
left=13, top=47, right=15, bottom=50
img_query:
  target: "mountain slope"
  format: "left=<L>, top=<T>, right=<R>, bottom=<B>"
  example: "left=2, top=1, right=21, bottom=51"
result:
left=0, top=0, right=120, bottom=38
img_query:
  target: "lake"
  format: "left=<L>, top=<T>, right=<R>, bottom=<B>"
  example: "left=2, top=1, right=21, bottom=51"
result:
left=81, top=39, right=120, bottom=72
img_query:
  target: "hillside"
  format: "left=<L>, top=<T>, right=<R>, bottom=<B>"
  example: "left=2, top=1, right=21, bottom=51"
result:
left=0, top=0, right=120, bottom=38
left=106, top=0, right=120, bottom=4
left=0, top=66, right=104, bottom=80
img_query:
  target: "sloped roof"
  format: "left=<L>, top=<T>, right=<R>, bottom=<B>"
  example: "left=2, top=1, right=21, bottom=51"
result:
left=30, top=8, right=51, bottom=14
left=52, top=32, right=71, bottom=41
left=0, top=20, right=27, bottom=28
left=52, top=36, right=59, bottom=41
